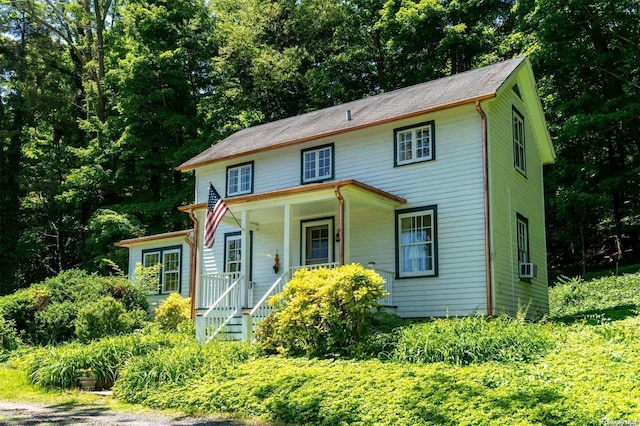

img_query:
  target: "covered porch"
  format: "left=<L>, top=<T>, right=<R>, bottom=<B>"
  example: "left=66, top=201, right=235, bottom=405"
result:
left=183, top=179, right=405, bottom=342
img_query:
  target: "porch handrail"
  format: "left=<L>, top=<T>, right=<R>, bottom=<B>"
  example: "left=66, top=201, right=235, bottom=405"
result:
left=198, top=274, right=243, bottom=343
left=373, top=268, right=394, bottom=306
left=249, top=270, right=288, bottom=318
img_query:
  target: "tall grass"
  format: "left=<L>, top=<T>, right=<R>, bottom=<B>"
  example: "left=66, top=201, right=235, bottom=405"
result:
left=388, top=315, right=553, bottom=365
left=27, top=330, right=195, bottom=389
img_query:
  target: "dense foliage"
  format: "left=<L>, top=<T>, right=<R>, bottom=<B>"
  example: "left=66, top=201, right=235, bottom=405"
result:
left=256, top=264, right=387, bottom=356
left=0, top=269, right=148, bottom=345
left=154, top=293, right=191, bottom=330
left=1, top=0, right=638, bottom=292
left=16, top=272, right=640, bottom=424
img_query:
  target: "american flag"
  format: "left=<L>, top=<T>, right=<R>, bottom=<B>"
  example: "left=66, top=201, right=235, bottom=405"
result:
left=204, top=184, right=228, bottom=249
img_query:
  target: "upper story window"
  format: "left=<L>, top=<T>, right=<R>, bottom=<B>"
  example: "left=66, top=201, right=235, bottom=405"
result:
left=395, top=206, right=437, bottom=278
left=142, top=246, right=182, bottom=294
left=394, top=121, right=435, bottom=166
left=513, top=108, right=526, bottom=176
left=226, top=162, right=253, bottom=196
left=301, top=144, right=334, bottom=184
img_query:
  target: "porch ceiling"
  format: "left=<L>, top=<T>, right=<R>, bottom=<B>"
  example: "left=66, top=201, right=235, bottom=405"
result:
left=179, top=179, right=406, bottom=225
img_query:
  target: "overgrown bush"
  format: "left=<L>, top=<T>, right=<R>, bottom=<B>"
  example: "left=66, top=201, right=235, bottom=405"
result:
left=75, top=297, right=145, bottom=342
left=154, top=293, right=191, bottom=330
left=256, top=264, right=387, bottom=356
left=0, top=317, right=20, bottom=359
left=389, top=315, right=554, bottom=365
left=0, top=269, right=149, bottom=345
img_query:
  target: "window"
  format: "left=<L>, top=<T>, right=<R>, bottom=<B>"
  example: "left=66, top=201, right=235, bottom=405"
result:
left=142, top=246, right=182, bottom=294
left=513, top=108, right=526, bottom=176
left=301, top=218, right=333, bottom=265
left=394, top=121, right=435, bottom=166
left=301, top=144, right=334, bottom=184
left=516, top=214, right=529, bottom=265
left=396, top=207, right=437, bottom=277
left=224, top=233, right=242, bottom=275
left=226, top=162, right=253, bottom=196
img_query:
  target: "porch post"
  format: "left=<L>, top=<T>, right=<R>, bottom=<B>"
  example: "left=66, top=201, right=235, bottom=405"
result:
left=241, top=210, right=249, bottom=308
left=343, top=194, right=351, bottom=264
left=283, top=203, right=292, bottom=272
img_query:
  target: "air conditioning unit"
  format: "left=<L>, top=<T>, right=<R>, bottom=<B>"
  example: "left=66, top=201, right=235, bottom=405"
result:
left=519, top=263, right=537, bottom=279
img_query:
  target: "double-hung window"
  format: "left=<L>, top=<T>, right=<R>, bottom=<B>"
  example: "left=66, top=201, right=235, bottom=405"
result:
left=396, top=206, right=437, bottom=277
left=516, top=214, right=529, bottom=265
left=394, top=121, right=435, bottom=166
left=301, top=144, right=333, bottom=184
left=142, top=246, right=182, bottom=293
left=513, top=108, right=526, bottom=176
left=226, top=162, right=253, bottom=196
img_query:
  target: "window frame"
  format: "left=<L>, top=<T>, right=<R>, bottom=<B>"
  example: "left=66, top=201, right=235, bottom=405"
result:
left=142, top=245, right=183, bottom=294
left=300, top=217, right=334, bottom=266
left=512, top=107, right=526, bottom=177
left=516, top=213, right=530, bottom=265
left=223, top=231, right=253, bottom=280
left=395, top=206, right=438, bottom=278
left=393, top=121, right=435, bottom=167
left=226, top=161, right=254, bottom=197
left=301, top=144, right=334, bottom=184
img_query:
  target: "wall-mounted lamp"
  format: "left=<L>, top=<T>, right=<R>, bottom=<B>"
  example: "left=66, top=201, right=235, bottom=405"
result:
left=335, top=231, right=340, bottom=243
left=367, top=261, right=376, bottom=269
left=273, top=250, right=280, bottom=274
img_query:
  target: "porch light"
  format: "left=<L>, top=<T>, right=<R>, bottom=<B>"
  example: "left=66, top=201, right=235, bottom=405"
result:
left=335, top=230, right=340, bottom=243
left=368, top=261, right=376, bottom=269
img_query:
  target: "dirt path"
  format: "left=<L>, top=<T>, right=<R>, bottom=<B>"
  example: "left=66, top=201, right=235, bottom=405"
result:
left=0, top=401, right=257, bottom=425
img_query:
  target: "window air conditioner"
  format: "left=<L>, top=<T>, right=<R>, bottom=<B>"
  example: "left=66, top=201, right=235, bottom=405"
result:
left=519, top=263, right=537, bottom=279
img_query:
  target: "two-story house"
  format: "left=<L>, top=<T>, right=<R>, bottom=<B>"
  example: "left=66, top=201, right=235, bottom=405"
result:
left=117, top=56, right=554, bottom=342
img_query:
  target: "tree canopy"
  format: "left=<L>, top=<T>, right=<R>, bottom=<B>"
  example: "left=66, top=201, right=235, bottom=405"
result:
left=1, top=0, right=639, bottom=292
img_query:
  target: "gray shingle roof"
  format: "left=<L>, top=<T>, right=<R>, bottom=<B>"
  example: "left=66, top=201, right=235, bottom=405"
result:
left=178, top=57, right=525, bottom=171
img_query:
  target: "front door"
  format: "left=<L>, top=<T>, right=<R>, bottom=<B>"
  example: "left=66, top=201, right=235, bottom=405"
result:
left=302, top=218, right=333, bottom=265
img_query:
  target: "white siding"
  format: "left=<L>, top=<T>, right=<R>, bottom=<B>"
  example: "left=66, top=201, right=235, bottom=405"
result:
left=193, top=103, right=489, bottom=318
left=123, top=235, right=191, bottom=313
left=486, top=83, right=550, bottom=319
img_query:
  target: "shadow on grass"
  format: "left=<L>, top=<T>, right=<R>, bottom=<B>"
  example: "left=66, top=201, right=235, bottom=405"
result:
left=551, top=304, right=639, bottom=325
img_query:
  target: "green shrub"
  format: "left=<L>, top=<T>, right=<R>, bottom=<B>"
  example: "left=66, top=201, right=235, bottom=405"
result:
left=0, top=317, right=20, bottom=358
left=0, top=269, right=149, bottom=345
left=255, top=263, right=387, bottom=356
left=154, top=293, right=191, bottom=330
left=389, top=315, right=553, bottom=365
left=75, top=297, right=143, bottom=342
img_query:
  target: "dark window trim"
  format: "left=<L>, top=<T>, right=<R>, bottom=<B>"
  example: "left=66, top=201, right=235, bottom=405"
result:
left=223, top=231, right=252, bottom=281
left=300, top=143, right=335, bottom=185
left=225, top=161, right=254, bottom=197
left=394, top=205, right=438, bottom=279
left=142, top=245, right=183, bottom=294
left=516, top=213, right=530, bottom=262
left=393, top=120, right=436, bottom=167
left=299, top=216, right=335, bottom=265
left=512, top=107, right=526, bottom=178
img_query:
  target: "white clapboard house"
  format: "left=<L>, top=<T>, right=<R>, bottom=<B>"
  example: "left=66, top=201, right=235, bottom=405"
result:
left=117, top=56, right=555, bottom=342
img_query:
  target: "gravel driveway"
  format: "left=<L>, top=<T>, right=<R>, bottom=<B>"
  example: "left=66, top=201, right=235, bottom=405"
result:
left=0, top=401, right=261, bottom=425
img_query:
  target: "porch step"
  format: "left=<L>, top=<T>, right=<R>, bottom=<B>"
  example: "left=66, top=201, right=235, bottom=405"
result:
left=214, top=313, right=244, bottom=341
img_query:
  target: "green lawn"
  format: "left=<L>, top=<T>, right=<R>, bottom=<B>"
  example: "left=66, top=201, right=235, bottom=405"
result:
left=3, top=272, right=640, bottom=425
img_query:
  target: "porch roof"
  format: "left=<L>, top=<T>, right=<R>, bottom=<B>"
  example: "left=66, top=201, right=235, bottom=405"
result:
left=177, top=179, right=406, bottom=214
left=114, top=229, right=191, bottom=247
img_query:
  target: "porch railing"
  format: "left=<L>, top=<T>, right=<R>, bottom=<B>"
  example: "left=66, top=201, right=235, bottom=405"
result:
left=198, top=272, right=240, bottom=309
left=196, top=274, right=243, bottom=343
left=374, top=269, right=394, bottom=306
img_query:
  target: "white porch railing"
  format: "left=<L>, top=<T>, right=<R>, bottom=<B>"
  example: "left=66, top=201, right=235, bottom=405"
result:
left=374, top=269, right=394, bottom=306
left=196, top=274, right=243, bottom=343
left=198, top=272, right=240, bottom=309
